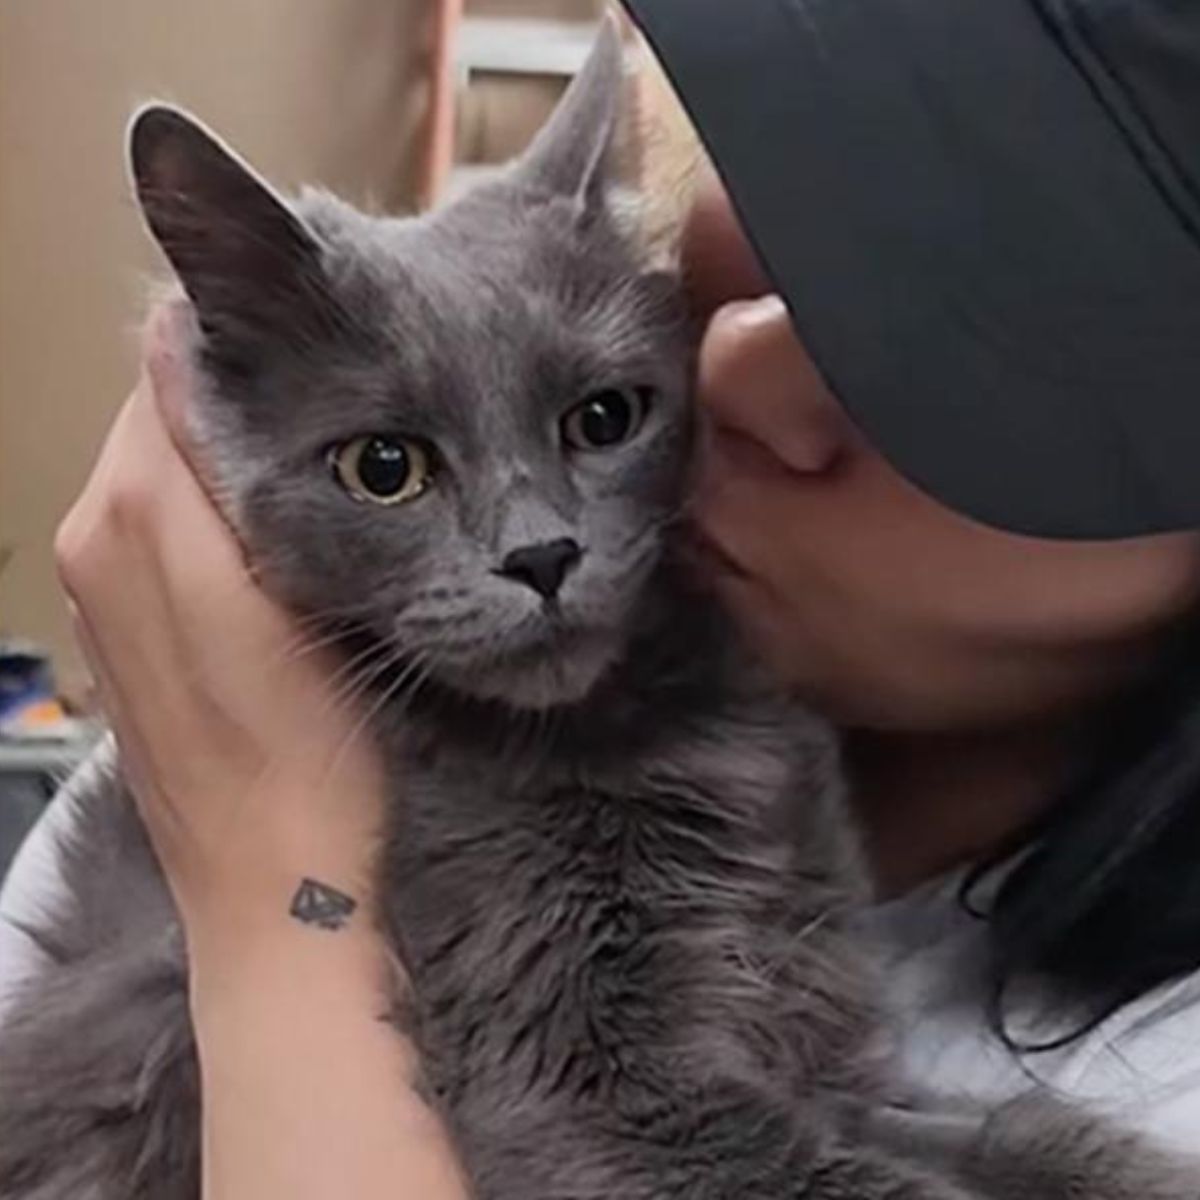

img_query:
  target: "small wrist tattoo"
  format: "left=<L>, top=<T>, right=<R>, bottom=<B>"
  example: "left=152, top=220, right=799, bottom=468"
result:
left=289, top=878, right=358, bottom=932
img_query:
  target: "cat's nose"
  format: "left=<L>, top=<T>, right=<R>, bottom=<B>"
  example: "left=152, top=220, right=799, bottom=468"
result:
left=496, top=538, right=584, bottom=601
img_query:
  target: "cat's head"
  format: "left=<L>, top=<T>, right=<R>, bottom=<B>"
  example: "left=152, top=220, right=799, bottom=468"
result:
left=128, top=21, right=694, bottom=710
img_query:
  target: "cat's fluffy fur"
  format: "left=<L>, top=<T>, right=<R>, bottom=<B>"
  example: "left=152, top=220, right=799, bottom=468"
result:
left=0, top=21, right=1195, bottom=1200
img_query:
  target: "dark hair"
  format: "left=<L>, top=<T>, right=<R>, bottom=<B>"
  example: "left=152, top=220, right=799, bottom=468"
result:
left=967, top=632, right=1200, bottom=1049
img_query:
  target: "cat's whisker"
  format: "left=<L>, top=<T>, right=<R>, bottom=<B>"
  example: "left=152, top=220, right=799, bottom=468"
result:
left=277, top=609, right=339, bottom=643
left=324, top=642, right=413, bottom=722
left=391, top=655, right=437, bottom=718
left=271, top=618, right=375, bottom=671
left=322, top=648, right=436, bottom=788
left=308, top=654, right=413, bottom=798
left=282, top=603, right=376, bottom=636
left=321, top=638, right=398, bottom=705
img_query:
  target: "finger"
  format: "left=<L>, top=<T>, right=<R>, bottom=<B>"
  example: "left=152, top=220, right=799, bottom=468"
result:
left=59, top=389, right=149, bottom=552
left=71, top=543, right=245, bottom=830
left=72, top=601, right=193, bottom=839
left=68, top=603, right=148, bottom=785
left=65, top=602, right=115, bottom=718
left=126, top=381, right=305, bottom=707
left=59, top=390, right=247, bottom=732
left=138, top=308, right=262, bottom=591
left=127, top=378, right=247, bottom=571
left=125, top=388, right=295, bottom=677
left=68, top=606, right=128, bottom=754
left=69, top=370, right=293, bottom=723
left=142, top=298, right=244, bottom=528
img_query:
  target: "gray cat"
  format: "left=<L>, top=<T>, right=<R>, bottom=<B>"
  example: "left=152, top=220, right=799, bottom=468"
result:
left=0, top=22, right=1194, bottom=1200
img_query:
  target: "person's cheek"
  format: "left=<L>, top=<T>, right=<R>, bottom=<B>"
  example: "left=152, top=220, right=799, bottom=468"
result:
left=694, top=430, right=802, bottom=616
left=693, top=430, right=765, bottom=570
left=708, top=568, right=786, bottom=659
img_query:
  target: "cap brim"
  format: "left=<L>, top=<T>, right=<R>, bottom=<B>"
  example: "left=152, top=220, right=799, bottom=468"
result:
left=625, top=0, right=1200, bottom=539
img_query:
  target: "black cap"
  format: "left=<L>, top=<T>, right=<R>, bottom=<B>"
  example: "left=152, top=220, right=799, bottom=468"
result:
left=624, top=0, right=1200, bottom=539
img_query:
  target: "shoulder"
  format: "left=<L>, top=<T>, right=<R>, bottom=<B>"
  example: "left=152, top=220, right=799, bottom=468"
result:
left=0, top=788, right=80, bottom=1021
left=1063, top=975, right=1200, bottom=1154
left=0, top=740, right=123, bottom=1022
left=868, top=871, right=1200, bottom=1157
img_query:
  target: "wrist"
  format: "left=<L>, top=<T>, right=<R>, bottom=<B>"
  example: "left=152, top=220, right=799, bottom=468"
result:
left=186, top=890, right=400, bottom=1030
left=163, top=790, right=384, bottom=929
left=179, top=851, right=383, bottom=966
left=178, top=851, right=372, bottom=917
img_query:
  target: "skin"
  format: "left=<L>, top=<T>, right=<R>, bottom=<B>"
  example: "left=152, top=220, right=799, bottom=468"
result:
left=54, top=175, right=1200, bottom=1195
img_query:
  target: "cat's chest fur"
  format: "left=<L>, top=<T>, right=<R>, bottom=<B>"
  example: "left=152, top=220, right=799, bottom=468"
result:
left=374, top=591, right=882, bottom=1162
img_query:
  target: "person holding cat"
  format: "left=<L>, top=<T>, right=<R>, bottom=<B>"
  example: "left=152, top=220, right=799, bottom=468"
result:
left=4, top=0, right=1200, bottom=1197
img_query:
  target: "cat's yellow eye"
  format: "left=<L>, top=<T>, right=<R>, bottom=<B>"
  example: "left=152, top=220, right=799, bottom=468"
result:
left=331, top=436, right=433, bottom=506
left=562, top=387, right=651, bottom=452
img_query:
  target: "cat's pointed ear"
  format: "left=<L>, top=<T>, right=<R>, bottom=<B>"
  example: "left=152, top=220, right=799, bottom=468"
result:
left=513, top=14, right=627, bottom=207
left=128, top=105, right=323, bottom=345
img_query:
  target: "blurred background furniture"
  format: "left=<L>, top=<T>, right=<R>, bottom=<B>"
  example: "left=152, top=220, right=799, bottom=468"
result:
left=428, top=1, right=609, bottom=203
left=0, top=637, right=99, bottom=876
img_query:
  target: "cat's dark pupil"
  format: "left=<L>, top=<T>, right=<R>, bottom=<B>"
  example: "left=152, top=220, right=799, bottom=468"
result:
left=580, top=391, right=633, bottom=446
left=358, top=438, right=411, bottom=495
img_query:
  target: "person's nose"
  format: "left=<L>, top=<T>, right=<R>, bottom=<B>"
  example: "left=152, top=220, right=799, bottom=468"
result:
left=699, top=295, right=850, bottom=476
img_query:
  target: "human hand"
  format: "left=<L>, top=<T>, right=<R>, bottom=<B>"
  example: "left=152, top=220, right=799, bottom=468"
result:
left=54, top=305, right=388, bottom=931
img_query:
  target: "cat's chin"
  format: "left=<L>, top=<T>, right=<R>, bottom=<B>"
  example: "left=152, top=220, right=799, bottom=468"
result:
left=437, top=632, right=619, bottom=711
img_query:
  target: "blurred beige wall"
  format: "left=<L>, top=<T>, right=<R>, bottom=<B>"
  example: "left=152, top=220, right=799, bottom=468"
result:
left=0, top=0, right=431, bottom=683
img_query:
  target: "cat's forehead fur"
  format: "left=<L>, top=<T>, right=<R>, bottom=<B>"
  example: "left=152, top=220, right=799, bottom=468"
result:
left=297, top=177, right=658, bottom=368
left=263, top=177, right=681, bottom=464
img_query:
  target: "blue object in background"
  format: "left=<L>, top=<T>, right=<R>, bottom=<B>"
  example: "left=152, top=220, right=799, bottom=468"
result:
left=0, top=641, right=96, bottom=879
left=0, top=643, right=56, bottom=728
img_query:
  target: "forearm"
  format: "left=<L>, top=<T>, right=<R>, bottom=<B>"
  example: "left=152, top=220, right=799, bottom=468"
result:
left=188, top=883, right=467, bottom=1200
